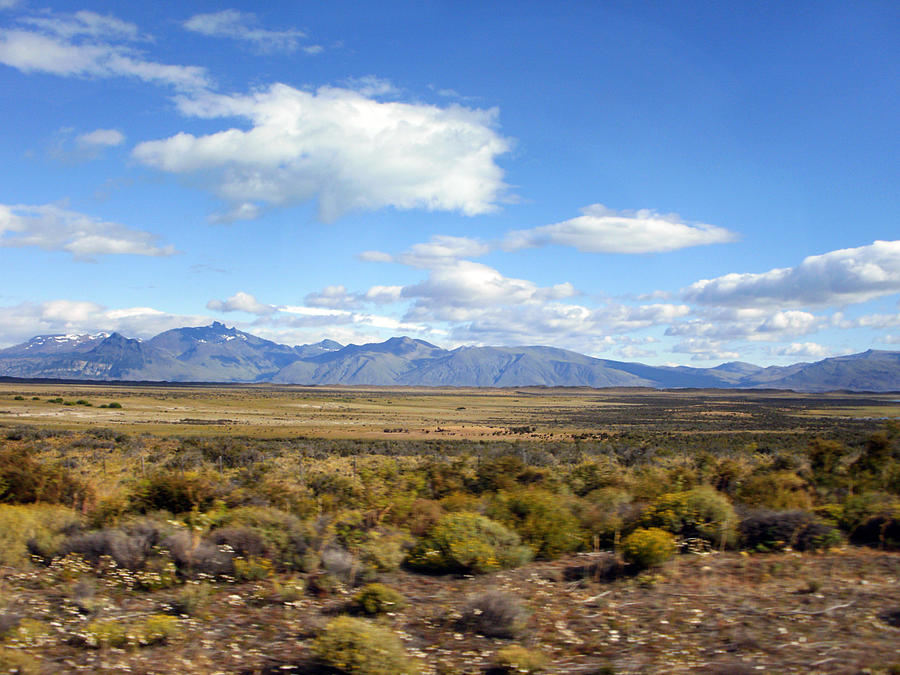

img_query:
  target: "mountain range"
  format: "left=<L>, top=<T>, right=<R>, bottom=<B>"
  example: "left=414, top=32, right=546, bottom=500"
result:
left=1, top=322, right=898, bottom=392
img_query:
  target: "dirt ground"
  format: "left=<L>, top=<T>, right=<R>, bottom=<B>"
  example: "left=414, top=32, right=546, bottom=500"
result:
left=2, top=548, right=898, bottom=673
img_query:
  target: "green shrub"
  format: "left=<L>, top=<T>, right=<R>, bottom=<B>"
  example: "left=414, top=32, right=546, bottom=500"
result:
left=494, top=645, right=548, bottom=673
left=1, top=618, right=53, bottom=647
left=84, top=618, right=129, bottom=648
left=566, top=460, right=619, bottom=496
left=621, top=528, right=677, bottom=569
left=406, top=512, right=532, bottom=574
left=641, top=486, right=737, bottom=548
left=233, top=556, right=274, bottom=581
left=736, top=471, right=813, bottom=510
left=129, top=471, right=219, bottom=514
left=358, top=532, right=410, bottom=573
left=84, top=614, right=178, bottom=648
left=135, top=614, right=178, bottom=646
left=0, top=647, right=41, bottom=674
left=487, top=489, right=583, bottom=558
left=169, top=582, right=212, bottom=617
left=841, top=493, right=900, bottom=550
left=0, top=447, right=95, bottom=509
left=312, top=616, right=419, bottom=674
left=106, top=402, right=122, bottom=409
left=352, top=583, right=406, bottom=615
left=578, top=487, right=638, bottom=546
left=0, top=503, right=80, bottom=566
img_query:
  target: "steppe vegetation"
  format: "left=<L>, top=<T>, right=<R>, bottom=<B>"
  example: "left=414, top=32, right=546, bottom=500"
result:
left=0, top=384, right=898, bottom=673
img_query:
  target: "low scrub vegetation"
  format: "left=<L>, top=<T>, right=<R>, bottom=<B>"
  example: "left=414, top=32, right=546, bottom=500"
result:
left=0, top=416, right=897, bottom=672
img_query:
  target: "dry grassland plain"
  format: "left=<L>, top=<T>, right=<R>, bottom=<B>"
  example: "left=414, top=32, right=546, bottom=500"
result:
left=1, top=381, right=898, bottom=439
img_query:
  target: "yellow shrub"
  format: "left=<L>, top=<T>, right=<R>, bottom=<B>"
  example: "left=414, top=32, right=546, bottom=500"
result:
left=0, top=503, right=80, bottom=566
left=621, top=528, right=677, bottom=569
left=312, top=616, right=419, bottom=674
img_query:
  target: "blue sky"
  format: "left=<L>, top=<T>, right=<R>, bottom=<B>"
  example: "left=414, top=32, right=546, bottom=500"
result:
left=1, top=1, right=899, bottom=365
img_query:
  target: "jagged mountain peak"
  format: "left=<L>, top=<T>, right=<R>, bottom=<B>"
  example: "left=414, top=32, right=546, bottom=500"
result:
left=1, top=327, right=899, bottom=391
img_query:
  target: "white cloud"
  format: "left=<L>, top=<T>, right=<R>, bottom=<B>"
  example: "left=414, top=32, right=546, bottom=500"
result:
left=209, top=202, right=261, bottom=223
left=0, top=0, right=23, bottom=10
left=362, top=235, right=491, bottom=268
left=183, top=10, right=309, bottom=53
left=0, top=12, right=210, bottom=90
left=618, top=345, right=657, bottom=359
left=0, top=203, right=176, bottom=260
left=754, top=310, right=820, bottom=337
left=770, top=342, right=832, bottom=359
left=684, top=240, right=900, bottom=308
left=304, top=285, right=363, bottom=310
left=671, top=338, right=740, bottom=362
left=133, top=83, right=510, bottom=221
left=666, top=308, right=823, bottom=343
left=881, top=334, right=900, bottom=345
left=0, top=300, right=209, bottom=347
left=504, top=204, right=737, bottom=254
left=21, top=10, right=141, bottom=41
left=303, top=283, right=404, bottom=310
left=76, top=128, right=125, bottom=149
left=277, top=304, right=431, bottom=335
left=206, top=291, right=276, bottom=316
left=342, top=75, right=398, bottom=97
left=855, top=313, right=900, bottom=329
left=365, top=285, right=403, bottom=304
left=401, top=261, right=548, bottom=317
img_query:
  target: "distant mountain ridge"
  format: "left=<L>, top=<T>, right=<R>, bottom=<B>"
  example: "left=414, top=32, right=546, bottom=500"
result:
left=1, top=322, right=898, bottom=392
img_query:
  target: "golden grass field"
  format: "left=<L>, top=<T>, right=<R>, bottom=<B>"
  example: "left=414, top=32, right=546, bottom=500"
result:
left=1, top=381, right=898, bottom=439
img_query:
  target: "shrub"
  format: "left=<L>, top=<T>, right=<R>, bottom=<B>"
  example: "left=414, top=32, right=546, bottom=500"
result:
left=136, top=614, right=178, bottom=645
left=563, top=552, right=623, bottom=582
left=0, top=447, right=95, bottom=509
left=129, top=471, right=219, bottom=515
left=352, top=583, right=406, bottom=615
left=0, top=647, right=41, bottom=674
left=841, top=493, right=900, bottom=550
left=233, top=556, right=274, bottom=581
left=641, top=486, right=737, bottom=548
left=406, top=512, right=532, bottom=574
left=736, top=471, right=812, bottom=510
left=621, top=528, right=677, bottom=569
left=1, top=618, right=52, bottom=647
left=739, top=510, right=842, bottom=552
left=487, top=489, right=583, bottom=558
left=458, top=591, right=528, bottom=639
left=208, top=527, right=268, bottom=559
left=0, top=503, right=80, bottom=566
left=59, top=523, right=166, bottom=571
left=83, top=618, right=129, bottom=648
left=164, top=530, right=233, bottom=578
left=312, top=616, right=420, bottom=674
left=404, top=499, right=445, bottom=536
left=321, top=547, right=364, bottom=586
left=358, top=532, right=410, bottom=572
left=169, top=582, right=213, bottom=617
left=578, top=487, right=639, bottom=546
left=493, top=645, right=548, bottom=673
left=84, top=614, right=177, bottom=648
left=566, top=460, right=619, bottom=496
left=214, top=506, right=316, bottom=571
